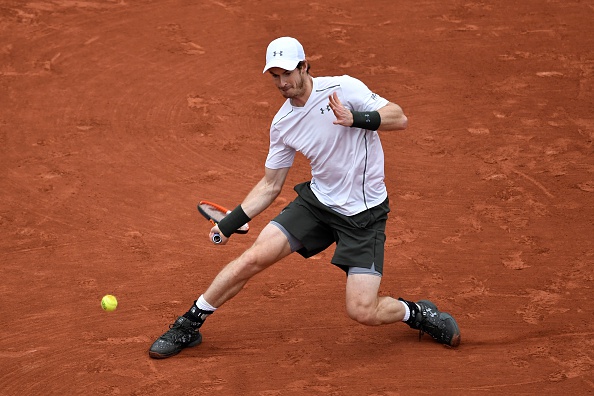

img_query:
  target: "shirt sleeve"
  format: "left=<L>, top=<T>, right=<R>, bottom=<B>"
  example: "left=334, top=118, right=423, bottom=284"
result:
left=339, top=75, right=389, bottom=112
left=265, top=125, right=296, bottom=169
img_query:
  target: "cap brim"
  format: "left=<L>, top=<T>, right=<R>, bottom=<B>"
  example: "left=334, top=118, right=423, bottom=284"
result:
left=262, top=59, right=300, bottom=73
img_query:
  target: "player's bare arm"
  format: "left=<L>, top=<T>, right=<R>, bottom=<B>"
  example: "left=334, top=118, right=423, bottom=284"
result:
left=377, top=102, right=408, bottom=131
left=210, top=166, right=290, bottom=244
left=328, top=92, right=407, bottom=131
left=241, top=166, right=291, bottom=217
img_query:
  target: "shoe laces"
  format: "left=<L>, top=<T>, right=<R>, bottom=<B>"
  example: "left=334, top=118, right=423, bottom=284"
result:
left=161, top=318, right=197, bottom=343
left=416, top=306, right=440, bottom=340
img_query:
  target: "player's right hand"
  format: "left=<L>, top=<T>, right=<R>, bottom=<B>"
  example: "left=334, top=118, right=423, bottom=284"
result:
left=210, top=225, right=229, bottom=245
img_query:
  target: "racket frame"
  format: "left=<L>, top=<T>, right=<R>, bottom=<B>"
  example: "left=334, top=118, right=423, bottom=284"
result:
left=197, top=200, right=249, bottom=244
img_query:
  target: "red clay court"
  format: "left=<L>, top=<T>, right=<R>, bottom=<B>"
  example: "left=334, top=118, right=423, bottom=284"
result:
left=1, top=0, right=593, bottom=394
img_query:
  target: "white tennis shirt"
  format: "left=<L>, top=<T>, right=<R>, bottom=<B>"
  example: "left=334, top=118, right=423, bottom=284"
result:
left=265, top=75, right=390, bottom=216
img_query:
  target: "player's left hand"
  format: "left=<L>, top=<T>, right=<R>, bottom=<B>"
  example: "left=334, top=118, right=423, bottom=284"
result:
left=328, top=92, right=354, bottom=127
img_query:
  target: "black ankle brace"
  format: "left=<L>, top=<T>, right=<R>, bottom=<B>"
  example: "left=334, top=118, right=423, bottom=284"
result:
left=183, top=301, right=213, bottom=328
left=398, top=298, right=420, bottom=326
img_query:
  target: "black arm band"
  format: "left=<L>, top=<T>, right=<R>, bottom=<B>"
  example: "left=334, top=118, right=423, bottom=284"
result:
left=350, top=110, right=381, bottom=131
left=217, top=205, right=251, bottom=238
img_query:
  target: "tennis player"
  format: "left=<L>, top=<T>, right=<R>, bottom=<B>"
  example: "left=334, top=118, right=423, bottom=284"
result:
left=149, top=37, right=460, bottom=359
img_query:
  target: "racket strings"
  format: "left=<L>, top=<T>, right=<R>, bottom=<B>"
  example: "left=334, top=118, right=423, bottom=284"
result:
left=198, top=205, right=227, bottom=222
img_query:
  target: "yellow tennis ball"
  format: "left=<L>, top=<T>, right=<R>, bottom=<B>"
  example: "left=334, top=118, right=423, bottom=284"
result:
left=101, top=294, right=118, bottom=311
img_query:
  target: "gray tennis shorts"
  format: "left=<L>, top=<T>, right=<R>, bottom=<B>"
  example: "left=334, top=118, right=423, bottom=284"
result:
left=271, top=182, right=390, bottom=275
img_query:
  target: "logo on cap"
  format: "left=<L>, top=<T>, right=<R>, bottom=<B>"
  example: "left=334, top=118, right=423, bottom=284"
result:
left=263, top=37, right=305, bottom=73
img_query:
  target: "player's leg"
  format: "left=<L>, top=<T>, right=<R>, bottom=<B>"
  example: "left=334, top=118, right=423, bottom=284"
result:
left=345, top=270, right=406, bottom=326
left=149, top=223, right=293, bottom=359
left=344, top=267, right=461, bottom=347
left=203, top=222, right=294, bottom=307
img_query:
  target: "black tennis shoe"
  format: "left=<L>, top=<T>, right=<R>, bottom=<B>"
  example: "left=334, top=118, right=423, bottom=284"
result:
left=407, top=300, right=461, bottom=347
left=149, top=316, right=202, bottom=359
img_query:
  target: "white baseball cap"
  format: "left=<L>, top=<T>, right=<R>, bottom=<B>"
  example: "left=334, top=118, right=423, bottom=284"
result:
left=262, top=37, right=306, bottom=73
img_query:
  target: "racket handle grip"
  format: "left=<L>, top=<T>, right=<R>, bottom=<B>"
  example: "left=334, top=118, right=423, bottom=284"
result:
left=212, top=233, right=222, bottom=244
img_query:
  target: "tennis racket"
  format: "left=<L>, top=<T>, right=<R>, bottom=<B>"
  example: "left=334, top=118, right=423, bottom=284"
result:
left=197, top=200, right=250, bottom=244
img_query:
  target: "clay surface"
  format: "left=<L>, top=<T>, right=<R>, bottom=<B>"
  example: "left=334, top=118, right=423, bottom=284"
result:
left=1, top=1, right=593, bottom=394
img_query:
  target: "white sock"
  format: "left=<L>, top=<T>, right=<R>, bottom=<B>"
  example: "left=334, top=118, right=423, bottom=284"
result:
left=196, top=294, right=217, bottom=312
left=400, top=300, right=410, bottom=322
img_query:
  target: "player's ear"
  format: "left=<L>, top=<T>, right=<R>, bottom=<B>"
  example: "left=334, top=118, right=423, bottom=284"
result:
left=297, top=60, right=309, bottom=74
